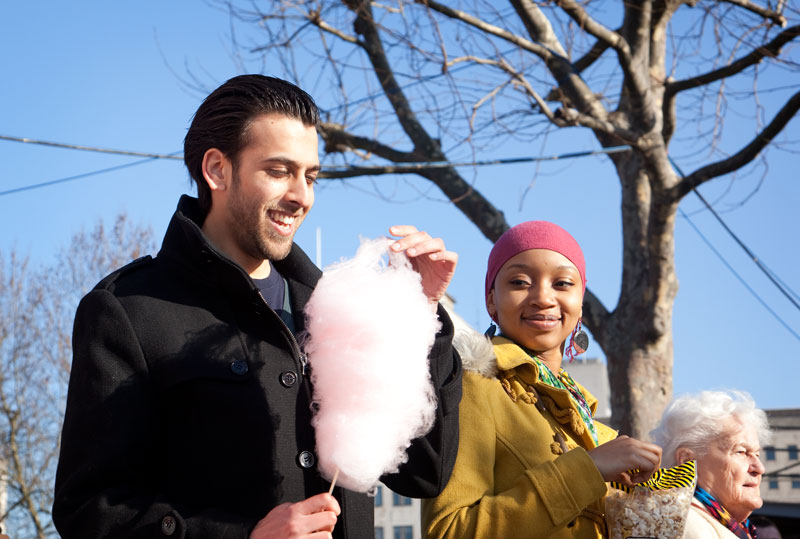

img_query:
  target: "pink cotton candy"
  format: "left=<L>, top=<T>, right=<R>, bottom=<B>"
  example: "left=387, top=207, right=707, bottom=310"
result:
left=303, top=237, right=441, bottom=493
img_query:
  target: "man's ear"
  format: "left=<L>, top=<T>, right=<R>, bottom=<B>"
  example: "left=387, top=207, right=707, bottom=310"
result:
left=202, top=148, right=230, bottom=192
left=675, top=447, right=695, bottom=465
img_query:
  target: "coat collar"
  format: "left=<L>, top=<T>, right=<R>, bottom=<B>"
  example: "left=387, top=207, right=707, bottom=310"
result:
left=454, top=328, right=599, bottom=415
left=157, top=195, right=321, bottom=316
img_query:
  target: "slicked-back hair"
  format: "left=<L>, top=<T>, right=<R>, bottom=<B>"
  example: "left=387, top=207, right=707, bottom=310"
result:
left=183, top=74, right=320, bottom=214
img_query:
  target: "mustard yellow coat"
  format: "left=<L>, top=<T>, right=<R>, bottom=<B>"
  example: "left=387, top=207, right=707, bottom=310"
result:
left=422, top=335, right=617, bottom=538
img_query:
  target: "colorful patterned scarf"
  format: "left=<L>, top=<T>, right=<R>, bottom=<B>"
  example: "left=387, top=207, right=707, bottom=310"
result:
left=529, top=354, right=599, bottom=446
left=694, top=485, right=758, bottom=539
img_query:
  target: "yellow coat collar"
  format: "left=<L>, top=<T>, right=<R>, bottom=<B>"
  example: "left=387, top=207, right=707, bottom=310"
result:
left=491, top=336, right=600, bottom=424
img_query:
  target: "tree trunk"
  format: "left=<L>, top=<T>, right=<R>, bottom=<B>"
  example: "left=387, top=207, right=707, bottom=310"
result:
left=593, top=148, right=678, bottom=439
left=604, top=321, right=674, bottom=439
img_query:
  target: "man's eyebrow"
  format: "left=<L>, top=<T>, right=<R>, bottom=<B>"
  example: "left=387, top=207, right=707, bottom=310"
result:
left=259, top=157, right=321, bottom=171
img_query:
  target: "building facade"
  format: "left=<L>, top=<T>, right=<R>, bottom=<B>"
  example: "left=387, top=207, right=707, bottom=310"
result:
left=762, top=408, right=800, bottom=503
left=373, top=483, right=421, bottom=539
left=756, top=408, right=800, bottom=538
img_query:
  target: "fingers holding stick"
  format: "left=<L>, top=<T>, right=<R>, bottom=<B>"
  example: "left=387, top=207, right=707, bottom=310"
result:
left=328, top=468, right=340, bottom=495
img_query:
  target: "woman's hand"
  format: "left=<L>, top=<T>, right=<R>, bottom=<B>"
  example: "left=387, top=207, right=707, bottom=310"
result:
left=389, top=225, right=458, bottom=304
left=588, top=435, right=662, bottom=487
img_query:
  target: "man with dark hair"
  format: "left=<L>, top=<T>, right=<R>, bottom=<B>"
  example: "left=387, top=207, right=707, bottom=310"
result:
left=53, top=74, right=462, bottom=539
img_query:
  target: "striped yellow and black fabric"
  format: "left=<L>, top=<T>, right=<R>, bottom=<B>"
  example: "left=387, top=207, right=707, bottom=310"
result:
left=609, top=460, right=696, bottom=493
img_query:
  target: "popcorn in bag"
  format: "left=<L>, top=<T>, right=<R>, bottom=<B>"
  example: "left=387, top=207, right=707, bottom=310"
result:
left=605, top=460, right=696, bottom=539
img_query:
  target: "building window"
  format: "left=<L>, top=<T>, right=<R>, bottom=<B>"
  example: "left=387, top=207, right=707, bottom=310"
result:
left=769, top=479, right=779, bottom=489
left=789, top=445, right=799, bottom=460
left=374, top=485, right=383, bottom=507
left=765, top=446, right=776, bottom=461
left=792, top=479, right=800, bottom=489
left=393, top=526, right=413, bottom=539
left=392, top=492, right=412, bottom=506
left=375, top=527, right=384, bottom=539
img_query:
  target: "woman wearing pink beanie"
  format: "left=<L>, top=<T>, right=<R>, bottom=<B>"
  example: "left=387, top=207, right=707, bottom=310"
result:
left=423, top=221, right=662, bottom=538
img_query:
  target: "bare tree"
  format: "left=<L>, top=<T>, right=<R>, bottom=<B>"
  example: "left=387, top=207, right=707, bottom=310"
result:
left=0, top=215, right=155, bottom=538
left=213, top=0, right=800, bottom=438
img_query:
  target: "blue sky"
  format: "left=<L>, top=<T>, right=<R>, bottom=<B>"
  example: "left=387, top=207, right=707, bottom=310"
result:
left=2, top=2, right=798, bottom=413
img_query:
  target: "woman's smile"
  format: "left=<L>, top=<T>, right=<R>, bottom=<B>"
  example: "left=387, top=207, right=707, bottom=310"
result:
left=522, top=313, right=562, bottom=330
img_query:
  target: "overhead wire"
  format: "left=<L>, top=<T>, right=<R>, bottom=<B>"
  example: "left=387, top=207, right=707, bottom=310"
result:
left=0, top=135, right=182, bottom=160
left=0, top=134, right=630, bottom=194
left=0, top=150, right=182, bottom=197
left=678, top=205, right=800, bottom=341
left=320, top=146, right=631, bottom=172
left=669, top=156, right=800, bottom=314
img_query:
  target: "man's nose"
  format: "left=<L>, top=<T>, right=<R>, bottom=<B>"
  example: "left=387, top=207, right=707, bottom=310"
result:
left=285, top=174, right=313, bottom=208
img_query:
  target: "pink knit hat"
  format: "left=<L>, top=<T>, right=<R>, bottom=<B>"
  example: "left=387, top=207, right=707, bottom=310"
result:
left=484, top=221, right=586, bottom=305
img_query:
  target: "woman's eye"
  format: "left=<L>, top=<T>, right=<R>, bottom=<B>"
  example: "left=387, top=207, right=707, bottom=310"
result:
left=555, top=280, right=574, bottom=288
left=509, top=279, right=529, bottom=287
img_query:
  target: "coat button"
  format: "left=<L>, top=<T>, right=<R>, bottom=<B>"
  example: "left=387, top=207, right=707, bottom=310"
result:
left=297, top=450, right=316, bottom=468
left=280, top=371, right=298, bottom=387
left=161, top=515, right=176, bottom=535
left=230, top=359, right=248, bottom=375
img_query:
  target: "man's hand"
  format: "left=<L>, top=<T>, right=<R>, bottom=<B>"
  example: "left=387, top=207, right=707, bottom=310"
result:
left=389, top=225, right=458, bottom=304
left=588, top=435, right=663, bottom=487
left=250, top=493, right=341, bottom=539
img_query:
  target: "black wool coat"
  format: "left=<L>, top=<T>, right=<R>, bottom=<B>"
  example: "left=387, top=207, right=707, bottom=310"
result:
left=53, top=196, right=462, bottom=539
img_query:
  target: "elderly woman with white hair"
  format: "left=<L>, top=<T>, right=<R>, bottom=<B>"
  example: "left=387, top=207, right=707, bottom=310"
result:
left=650, top=390, right=771, bottom=539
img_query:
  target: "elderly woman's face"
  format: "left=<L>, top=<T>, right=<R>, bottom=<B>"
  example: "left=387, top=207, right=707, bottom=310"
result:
left=696, top=416, right=765, bottom=522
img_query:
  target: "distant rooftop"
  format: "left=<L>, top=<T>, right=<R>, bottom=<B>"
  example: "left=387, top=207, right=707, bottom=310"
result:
left=766, top=409, right=800, bottom=429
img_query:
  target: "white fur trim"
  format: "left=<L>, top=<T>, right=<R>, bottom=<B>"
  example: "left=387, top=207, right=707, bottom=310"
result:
left=453, top=328, right=498, bottom=378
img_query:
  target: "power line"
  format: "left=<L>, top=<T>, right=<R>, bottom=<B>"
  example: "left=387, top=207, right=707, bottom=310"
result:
left=320, top=145, right=631, bottom=172
left=0, top=153, right=181, bottom=197
left=1, top=134, right=629, bottom=195
left=669, top=156, right=800, bottom=313
left=678, top=207, right=800, bottom=341
left=0, top=135, right=182, bottom=160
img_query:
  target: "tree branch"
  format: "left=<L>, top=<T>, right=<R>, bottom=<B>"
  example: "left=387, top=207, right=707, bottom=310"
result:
left=319, top=122, right=424, bottom=164
left=558, top=0, right=654, bottom=110
left=582, top=289, right=610, bottom=342
left=555, top=0, right=630, bottom=59
left=312, top=6, right=511, bottom=243
left=666, top=25, right=800, bottom=96
left=306, top=9, right=360, bottom=45
left=672, top=90, right=800, bottom=199
left=345, top=0, right=444, bottom=156
left=509, top=0, right=568, bottom=56
left=720, top=0, right=788, bottom=27
left=416, top=0, right=553, bottom=60
left=572, top=30, right=620, bottom=73
left=423, top=0, right=616, bottom=137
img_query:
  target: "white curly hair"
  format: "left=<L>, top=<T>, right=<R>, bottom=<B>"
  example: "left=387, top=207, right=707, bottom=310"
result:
left=650, top=390, right=772, bottom=467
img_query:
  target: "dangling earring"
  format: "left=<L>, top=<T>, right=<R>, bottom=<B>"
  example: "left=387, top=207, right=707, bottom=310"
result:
left=484, top=323, right=497, bottom=338
left=567, top=319, right=589, bottom=362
